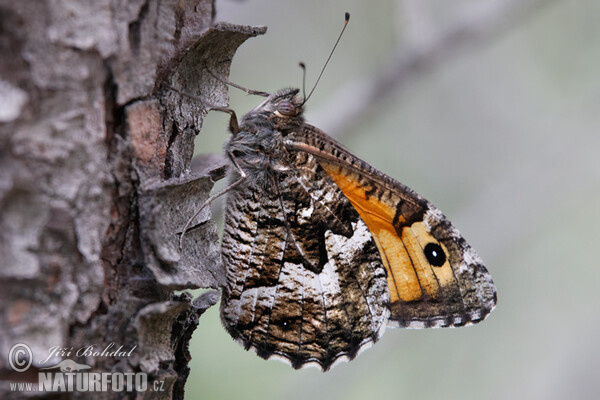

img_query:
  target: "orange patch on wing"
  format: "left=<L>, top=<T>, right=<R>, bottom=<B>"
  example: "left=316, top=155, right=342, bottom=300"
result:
left=376, top=229, right=421, bottom=302
left=319, top=162, right=403, bottom=225
left=400, top=225, right=440, bottom=298
left=320, top=162, right=423, bottom=303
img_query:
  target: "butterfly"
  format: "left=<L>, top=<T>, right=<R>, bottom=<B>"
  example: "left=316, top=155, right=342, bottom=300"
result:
left=174, top=14, right=496, bottom=371
left=205, top=87, right=497, bottom=371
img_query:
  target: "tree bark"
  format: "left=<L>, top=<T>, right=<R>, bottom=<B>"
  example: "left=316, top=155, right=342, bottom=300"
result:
left=0, top=1, right=263, bottom=398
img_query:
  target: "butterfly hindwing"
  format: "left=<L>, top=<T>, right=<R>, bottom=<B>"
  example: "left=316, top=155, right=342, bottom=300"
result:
left=220, top=142, right=390, bottom=370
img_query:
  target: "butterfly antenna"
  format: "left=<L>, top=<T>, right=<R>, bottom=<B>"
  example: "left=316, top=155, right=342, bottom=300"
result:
left=302, top=12, right=350, bottom=105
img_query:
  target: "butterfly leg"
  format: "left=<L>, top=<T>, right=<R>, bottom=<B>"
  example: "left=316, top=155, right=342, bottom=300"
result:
left=205, top=67, right=270, bottom=97
left=163, top=83, right=241, bottom=134
left=178, top=151, right=247, bottom=250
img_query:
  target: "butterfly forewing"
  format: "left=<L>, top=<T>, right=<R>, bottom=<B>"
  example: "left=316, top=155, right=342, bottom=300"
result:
left=286, top=125, right=497, bottom=328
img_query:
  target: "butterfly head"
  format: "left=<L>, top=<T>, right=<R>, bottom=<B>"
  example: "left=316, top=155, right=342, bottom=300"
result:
left=270, top=88, right=303, bottom=118
left=241, top=88, right=304, bottom=131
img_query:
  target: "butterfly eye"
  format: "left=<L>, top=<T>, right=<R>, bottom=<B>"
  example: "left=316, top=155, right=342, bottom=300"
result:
left=276, top=101, right=296, bottom=116
left=424, top=243, right=446, bottom=267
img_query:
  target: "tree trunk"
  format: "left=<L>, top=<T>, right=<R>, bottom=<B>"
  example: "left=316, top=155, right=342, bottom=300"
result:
left=0, top=1, right=263, bottom=398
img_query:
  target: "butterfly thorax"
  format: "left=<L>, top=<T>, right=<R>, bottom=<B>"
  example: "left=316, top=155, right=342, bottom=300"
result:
left=224, top=88, right=304, bottom=190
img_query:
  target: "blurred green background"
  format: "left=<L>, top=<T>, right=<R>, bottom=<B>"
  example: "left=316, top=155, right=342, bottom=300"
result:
left=188, top=1, right=600, bottom=399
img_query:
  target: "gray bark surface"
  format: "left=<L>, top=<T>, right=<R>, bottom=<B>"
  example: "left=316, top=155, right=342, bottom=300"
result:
left=0, top=1, right=264, bottom=398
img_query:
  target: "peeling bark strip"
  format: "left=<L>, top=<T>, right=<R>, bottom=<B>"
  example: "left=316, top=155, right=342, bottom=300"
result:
left=0, top=0, right=263, bottom=398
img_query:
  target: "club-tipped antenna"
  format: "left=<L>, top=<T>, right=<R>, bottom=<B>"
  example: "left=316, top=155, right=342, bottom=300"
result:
left=302, top=12, right=350, bottom=105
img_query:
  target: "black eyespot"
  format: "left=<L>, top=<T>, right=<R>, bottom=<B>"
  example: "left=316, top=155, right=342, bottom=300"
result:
left=280, top=318, right=294, bottom=330
left=277, top=101, right=296, bottom=116
left=424, top=243, right=446, bottom=267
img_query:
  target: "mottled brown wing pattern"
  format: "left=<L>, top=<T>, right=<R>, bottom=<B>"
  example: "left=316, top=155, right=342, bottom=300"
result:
left=220, top=148, right=390, bottom=371
left=212, top=87, right=496, bottom=372
left=287, top=125, right=497, bottom=329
